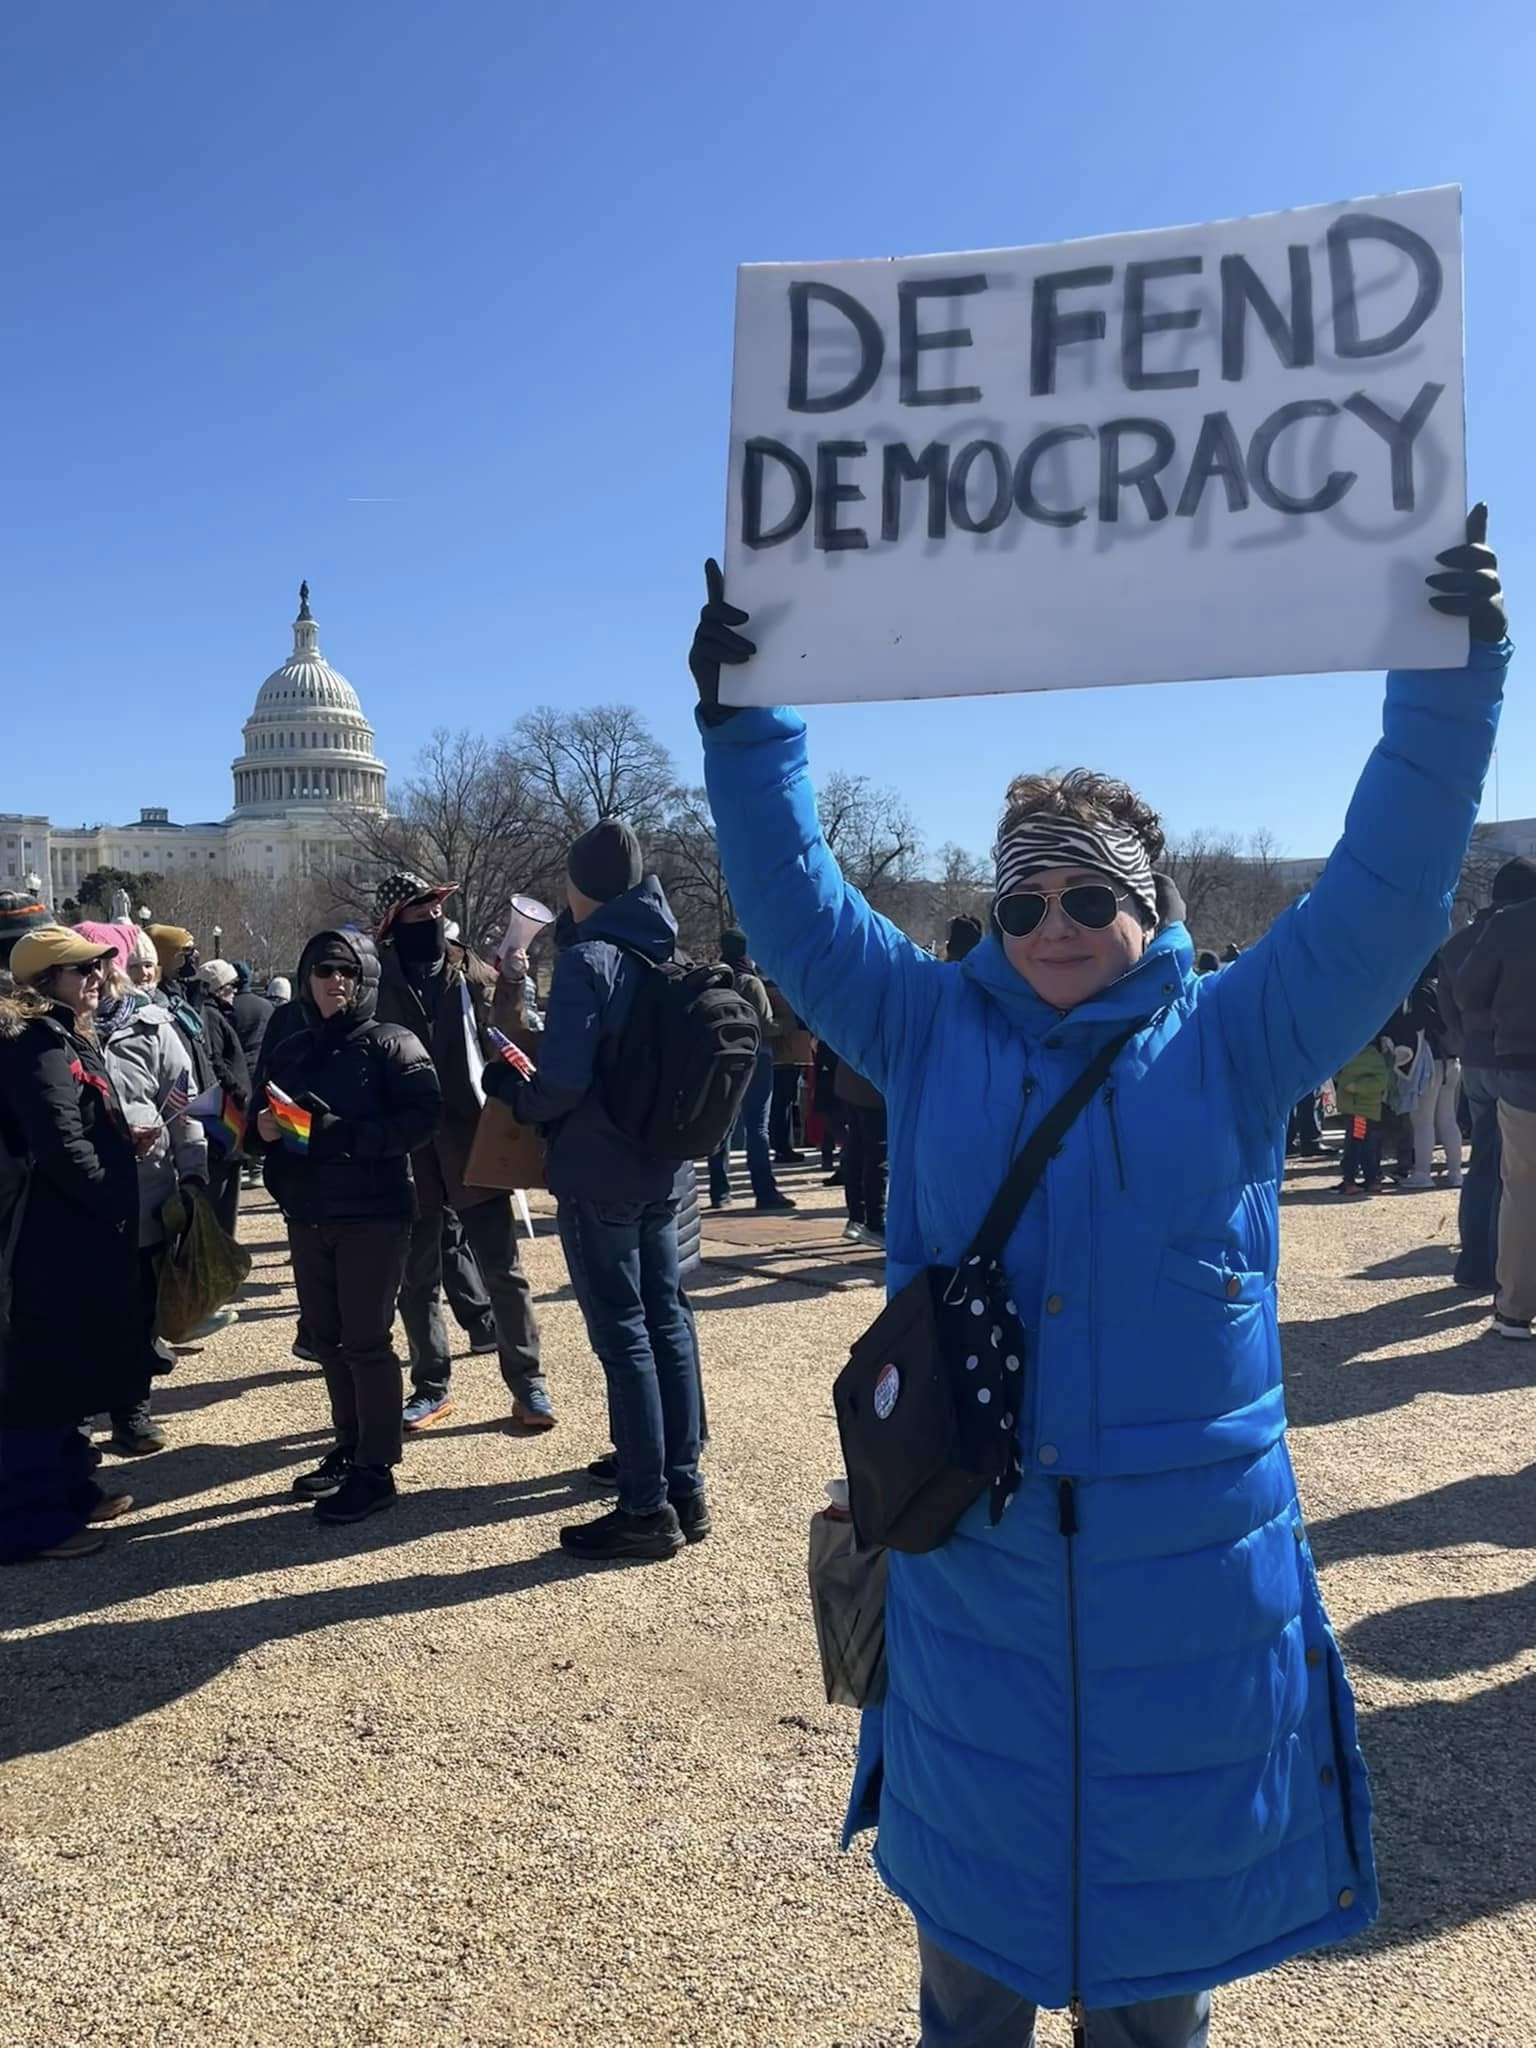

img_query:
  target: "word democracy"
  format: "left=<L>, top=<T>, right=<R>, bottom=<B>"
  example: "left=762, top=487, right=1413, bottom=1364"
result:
left=740, top=211, right=1447, bottom=550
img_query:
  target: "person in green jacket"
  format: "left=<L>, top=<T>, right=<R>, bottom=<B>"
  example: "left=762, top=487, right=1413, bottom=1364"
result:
left=1335, top=1042, right=1391, bottom=1196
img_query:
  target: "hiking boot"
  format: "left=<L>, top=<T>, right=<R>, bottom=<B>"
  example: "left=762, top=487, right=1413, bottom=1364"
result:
left=402, top=1391, right=454, bottom=1431
left=314, top=1463, right=397, bottom=1524
left=755, top=1193, right=798, bottom=1214
left=559, top=1505, right=684, bottom=1562
left=291, top=1447, right=354, bottom=1499
left=34, top=1527, right=108, bottom=1561
left=1492, top=1314, right=1534, bottom=1341
left=86, top=1489, right=135, bottom=1524
left=673, top=1490, right=713, bottom=1544
left=511, top=1386, right=557, bottom=1431
left=586, top=1451, right=620, bottom=1489
left=109, top=1414, right=168, bottom=1457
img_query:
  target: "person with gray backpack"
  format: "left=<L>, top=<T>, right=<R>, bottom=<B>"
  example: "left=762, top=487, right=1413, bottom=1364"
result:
left=482, top=818, right=758, bottom=1561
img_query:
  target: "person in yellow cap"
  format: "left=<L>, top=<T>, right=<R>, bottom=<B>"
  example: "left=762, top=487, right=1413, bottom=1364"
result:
left=0, top=928, right=145, bottom=1560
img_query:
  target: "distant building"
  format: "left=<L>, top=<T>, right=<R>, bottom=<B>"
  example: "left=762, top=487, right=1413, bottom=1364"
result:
left=2, top=584, right=388, bottom=906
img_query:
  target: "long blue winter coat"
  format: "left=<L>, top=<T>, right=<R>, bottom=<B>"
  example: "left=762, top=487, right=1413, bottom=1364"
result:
left=700, top=641, right=1509, bottom=2011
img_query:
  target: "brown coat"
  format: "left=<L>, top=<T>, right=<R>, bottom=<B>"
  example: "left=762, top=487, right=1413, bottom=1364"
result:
left=375, top=940, right=502, bottom=1210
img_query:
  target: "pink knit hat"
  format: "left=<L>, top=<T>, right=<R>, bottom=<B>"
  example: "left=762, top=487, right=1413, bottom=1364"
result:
left=73, top=920, right=149, bottom=972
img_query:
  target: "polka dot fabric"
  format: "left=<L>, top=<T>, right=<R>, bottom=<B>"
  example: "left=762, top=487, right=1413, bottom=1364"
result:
left=941, top=1253, right=1026, bottom=1521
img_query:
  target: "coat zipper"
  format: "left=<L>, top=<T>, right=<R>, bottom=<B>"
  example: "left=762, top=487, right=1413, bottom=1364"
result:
left=1104, top=1084, right=1126, bottom=1192
left=1058, top=1477, right=1085, bottom=2047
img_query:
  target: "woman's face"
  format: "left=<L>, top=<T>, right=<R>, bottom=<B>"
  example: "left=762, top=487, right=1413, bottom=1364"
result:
left=308, top=961, right=357, bottom=1018
left=54, top=957, right=108, bottom=1019
left=998, top=865, right=1150, bottom=1011
left=127, top=956, right=157, bottom=987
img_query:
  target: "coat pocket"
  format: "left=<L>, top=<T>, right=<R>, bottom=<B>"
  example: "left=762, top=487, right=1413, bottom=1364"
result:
left=1157, top=1244, right=1268, bottom=1315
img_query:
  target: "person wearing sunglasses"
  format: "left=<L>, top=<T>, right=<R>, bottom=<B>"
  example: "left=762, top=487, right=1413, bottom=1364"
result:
left=0, top=927, right=145, bottom=1561
left=687, top=509, right=1510, bottom=2045
left=250, top=929, right=441, bottom=1526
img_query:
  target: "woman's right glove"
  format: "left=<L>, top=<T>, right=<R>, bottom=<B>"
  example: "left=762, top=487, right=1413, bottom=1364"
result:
left=689, top=558, right=756, bottom=724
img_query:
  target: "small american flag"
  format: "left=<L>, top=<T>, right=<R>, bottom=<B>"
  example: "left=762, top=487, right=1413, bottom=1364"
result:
left=487, top=1026, right=536, bottom=1079
left=160, top=1072, right=191, bottom=1118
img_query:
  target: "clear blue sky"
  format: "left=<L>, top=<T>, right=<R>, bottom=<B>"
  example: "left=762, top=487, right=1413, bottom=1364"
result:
left=4, top=0, right=1532, bottom=863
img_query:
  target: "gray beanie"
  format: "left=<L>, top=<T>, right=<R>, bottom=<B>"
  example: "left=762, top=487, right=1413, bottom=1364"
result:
left=568, top=818, right=644, bottom=903
left=1492, top=857, right=1536, bottom=907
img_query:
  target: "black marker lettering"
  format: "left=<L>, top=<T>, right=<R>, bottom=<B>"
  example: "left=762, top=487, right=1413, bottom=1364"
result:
left=898, top=274, right=988, bottom=407
left=1013, top=426, right=1091, bottom=526
left=1122, top=256, right=1202, bottom=391
left=1098, top=418, right=1177, bottom=522
left=1328, top=213, right=1443, bottom=360
left=1175, top=411, right=1251, bottom=517
left=881, top=442, right=950, bottom=541
left=1030, top=266, right=1114, bottom=396
left=815, top=441, right=869, bottom=550
left=741, top=438, right=813, bottom=548
left=1248, top=401, right=1355, bottom=514
left=1219, top=249, right=1315, bottom=381
left=947, top=440, right=1012, bottom=533
left=788, top=282, right=885, bottom=413
left=1341, top=381, right=1445, bottom=512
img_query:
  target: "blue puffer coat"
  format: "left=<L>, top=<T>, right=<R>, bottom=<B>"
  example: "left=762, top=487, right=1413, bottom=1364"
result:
left=699, top=640, right=1509, bottom=2011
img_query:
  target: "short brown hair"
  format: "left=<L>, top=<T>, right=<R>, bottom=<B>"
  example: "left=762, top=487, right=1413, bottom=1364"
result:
left=998, top=768, right=1165, bottom=866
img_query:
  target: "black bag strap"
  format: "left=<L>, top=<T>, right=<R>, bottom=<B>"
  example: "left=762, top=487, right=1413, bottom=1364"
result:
left=963, top=1019, right=1147, bottom=1272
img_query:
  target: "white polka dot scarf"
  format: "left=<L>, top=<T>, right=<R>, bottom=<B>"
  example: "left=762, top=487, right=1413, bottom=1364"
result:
left=941, top=1253, right=1028, bottom=1521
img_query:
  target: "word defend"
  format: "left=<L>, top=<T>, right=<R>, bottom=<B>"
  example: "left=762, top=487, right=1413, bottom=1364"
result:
left=721, top=187, right=1466, bottom=707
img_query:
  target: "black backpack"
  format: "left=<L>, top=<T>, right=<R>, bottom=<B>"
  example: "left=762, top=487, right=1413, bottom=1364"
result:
left=603, top=952, right=762, bottom=1161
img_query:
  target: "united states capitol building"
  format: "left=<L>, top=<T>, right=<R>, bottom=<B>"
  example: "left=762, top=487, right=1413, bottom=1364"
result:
left=2, top=585, right=388, bottom=904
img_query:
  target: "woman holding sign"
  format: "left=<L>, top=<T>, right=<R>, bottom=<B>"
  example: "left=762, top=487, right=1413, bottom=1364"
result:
left=689, top=515, right=1509, bottom=2044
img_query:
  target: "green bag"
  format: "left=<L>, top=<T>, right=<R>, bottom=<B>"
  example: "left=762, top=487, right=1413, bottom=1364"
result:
left=155, top=1185, right=252, bottom=1346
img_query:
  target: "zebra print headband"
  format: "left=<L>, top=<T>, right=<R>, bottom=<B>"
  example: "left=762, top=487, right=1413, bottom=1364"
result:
left=993, top=815, right=1158, bottom=923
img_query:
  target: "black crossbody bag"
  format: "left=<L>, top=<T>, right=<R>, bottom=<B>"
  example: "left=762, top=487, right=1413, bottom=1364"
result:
left=833, top=1022, right=1143, bottom=1555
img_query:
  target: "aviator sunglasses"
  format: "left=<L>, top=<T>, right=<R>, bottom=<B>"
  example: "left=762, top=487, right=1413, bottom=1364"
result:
left=995, top=882, right=1128, bottom=939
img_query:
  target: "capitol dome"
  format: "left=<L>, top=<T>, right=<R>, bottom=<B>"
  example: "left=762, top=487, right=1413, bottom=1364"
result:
left=230, top=583, right=388, bottom=816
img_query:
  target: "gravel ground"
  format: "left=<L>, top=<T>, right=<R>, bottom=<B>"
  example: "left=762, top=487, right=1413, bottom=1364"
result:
left=2, top=1153, right=1533, bottom=2048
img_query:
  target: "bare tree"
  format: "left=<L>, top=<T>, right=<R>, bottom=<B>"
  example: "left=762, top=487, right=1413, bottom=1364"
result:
left=1455, top=822, right=1517, bottom=925
left=1163, top=830, right=1242, bottom=944
left=817, top=770, right=923, bottom=916
left=652, top=784, right=733, bottom=959
left=516, top=704, right=679, bottom=841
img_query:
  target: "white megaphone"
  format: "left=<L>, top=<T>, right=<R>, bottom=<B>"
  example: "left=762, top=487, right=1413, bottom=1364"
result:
left=496, top=893, right=555, bottom=966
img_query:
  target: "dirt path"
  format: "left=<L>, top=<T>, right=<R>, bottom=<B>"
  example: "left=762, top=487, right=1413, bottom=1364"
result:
left=2, top=1155, right=1532, bottom=2047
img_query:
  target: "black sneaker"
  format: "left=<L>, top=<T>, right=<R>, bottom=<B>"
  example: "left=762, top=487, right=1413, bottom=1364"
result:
left=1492, top=1313, right=1534, bottom=1342
left=586, top=1451, right=620, bottom=1489
left=291, top=1447, right=354, bottom=1499
left=755, top=1193, right=798, bottom=1213
left=314, top=1463, right=397, bottom=1524
left=672, top=1490, right=712, bottom=1544
left=559, top=1505, right=684, bottom=1561
left=291, top=1336, right=321, bottom=1364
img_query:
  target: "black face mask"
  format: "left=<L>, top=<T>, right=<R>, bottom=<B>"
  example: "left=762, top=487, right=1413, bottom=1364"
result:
left=393, top=916, right=446, bottom=967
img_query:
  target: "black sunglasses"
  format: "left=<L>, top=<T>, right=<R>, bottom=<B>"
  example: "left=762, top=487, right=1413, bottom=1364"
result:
left=312, top=963, right=358, bottom=982
left=995, top=884, right=1126, bottom=938
left=63, top=955, right=110, bottom=978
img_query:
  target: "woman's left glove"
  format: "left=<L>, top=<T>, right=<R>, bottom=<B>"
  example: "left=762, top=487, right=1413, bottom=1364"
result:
left=1427, top=503, right=1507, bottom=642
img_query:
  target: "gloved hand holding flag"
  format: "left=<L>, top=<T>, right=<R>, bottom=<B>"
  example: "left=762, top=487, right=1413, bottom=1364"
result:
left=486, top=1026, right=536, bottom=1080
left=265, top=1082, right=314, bottom=1153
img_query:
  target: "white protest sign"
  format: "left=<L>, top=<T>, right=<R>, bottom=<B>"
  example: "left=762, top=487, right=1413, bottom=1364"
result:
left=721, top=186, right=1466, bottom=706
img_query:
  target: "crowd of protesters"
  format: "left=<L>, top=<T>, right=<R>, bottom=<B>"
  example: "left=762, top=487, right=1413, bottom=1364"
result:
left=0, top=502, right=1522, bottom=2041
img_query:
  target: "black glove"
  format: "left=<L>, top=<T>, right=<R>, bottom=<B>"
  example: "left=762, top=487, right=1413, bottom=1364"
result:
left=689, top=558, right=756, bottom=724
left=1426, top=503, right=1507, bottom=644
left=302, top=1093, right=347, bottom=1160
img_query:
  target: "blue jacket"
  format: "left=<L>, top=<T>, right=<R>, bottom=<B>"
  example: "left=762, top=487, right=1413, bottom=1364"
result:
left=699, top=640, right=1509, bottom=2011
left=483, top=876, right=680, bottom=1204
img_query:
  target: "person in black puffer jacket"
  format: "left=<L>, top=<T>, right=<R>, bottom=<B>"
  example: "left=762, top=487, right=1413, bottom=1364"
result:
left=250, top=928, right=440, bottom=1525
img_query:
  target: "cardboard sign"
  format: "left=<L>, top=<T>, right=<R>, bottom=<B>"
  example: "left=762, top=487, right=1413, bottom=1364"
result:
left=722, top=186, right=1466, bottom=706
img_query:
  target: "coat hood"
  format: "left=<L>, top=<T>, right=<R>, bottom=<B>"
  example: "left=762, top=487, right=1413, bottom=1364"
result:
left=959, top=920, right=1194, bottom=1039
left=570, top=875, right=677, bottom=961
left=295, top=929, right=381, bottom=1028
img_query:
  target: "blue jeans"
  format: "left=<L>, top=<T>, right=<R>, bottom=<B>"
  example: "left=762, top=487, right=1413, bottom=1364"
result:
left=557, top=1197, right=701, bottom=1517
left=709, top=1045, right=779, bottom=1205
left=918, top=1934, right=1211, bottom=2048
left=1457, top=1064, right=1503, bottom=1287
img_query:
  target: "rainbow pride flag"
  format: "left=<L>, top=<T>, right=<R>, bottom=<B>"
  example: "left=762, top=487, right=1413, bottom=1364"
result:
left=201, top=1091, right=248, bottom=1155
left=265, top=1083, right=313, bottom=1155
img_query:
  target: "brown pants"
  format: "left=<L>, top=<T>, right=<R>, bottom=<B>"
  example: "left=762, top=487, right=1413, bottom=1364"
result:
left=1496, top=1099, right=1536, bottom=1325
left=288, top=1219, right=411, bottom=1467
